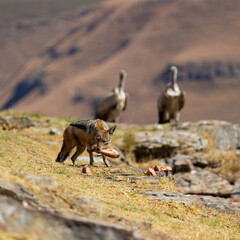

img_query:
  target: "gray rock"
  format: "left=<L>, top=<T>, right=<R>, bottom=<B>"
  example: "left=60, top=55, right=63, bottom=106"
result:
left=0, top=181, right=34, bottom=202
left=134, top=131, right=207, bottom=162
left=175, top=170, right=234, bottom=197
left=141, top=190, right=240, bottom=214
left=49, top=128, right=61, bottom=136
left=177, top=120, right=240, bottom=150
left=191, top=157, right=209, bottom=168
left=0, top=196, right=143, bottom=240
left=199, top=121, right=240, bottom=150
left=25, top=175, right=58, bottom=187
left=232, top=180, right=240, bottom=200
left=0, top=181, right=49, bottom=210
left=110, top=166, right=144, bottom=174
left=0, top=116, right=33, bottom=130
left=124, top=175, right=160, bottom=184
left=170, top=154, right=193, bottom=173
left=73, top=196, right=104, bottom=215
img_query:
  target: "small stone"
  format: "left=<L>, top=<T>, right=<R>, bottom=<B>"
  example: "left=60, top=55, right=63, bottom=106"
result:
left=173, top=156, right=193, bottom=173
left=144, top=168, right=156, bottom=176
left=82, top=165, right=92, bottom=175
left=192, top=157, right=209, bottom=168
left=49, top=128, right=61, bottom=136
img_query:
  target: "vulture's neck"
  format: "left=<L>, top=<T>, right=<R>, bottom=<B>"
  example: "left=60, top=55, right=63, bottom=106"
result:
left=118, top=77, right=125, bottom=91
left=170, top=72, right=178, bottom=90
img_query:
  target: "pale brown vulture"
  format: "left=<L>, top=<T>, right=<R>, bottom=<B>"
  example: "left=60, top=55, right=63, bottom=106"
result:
left=157, top=66, right=185, bottom=124
left=95, top=71, right=128, bottom=122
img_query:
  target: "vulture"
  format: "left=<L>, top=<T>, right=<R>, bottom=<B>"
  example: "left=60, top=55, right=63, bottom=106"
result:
left=157, top=66, right=185, bottom=124
left=95, top=70, right=128, bottom=122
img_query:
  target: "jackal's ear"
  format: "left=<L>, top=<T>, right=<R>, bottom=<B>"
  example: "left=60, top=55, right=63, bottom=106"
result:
left=107, top=125, right=117, bottom=135
left=97, top=119, right=104, bottom=130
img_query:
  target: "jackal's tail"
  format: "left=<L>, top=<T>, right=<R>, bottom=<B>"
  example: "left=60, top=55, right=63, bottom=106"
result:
left=56, top=141, right=69, bottom=162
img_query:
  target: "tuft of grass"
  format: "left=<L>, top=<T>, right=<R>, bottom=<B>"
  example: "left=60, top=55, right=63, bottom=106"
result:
left=201, top=149, right=240, bottom=183
left=201, top=132, right=216, bottom=150
left=121, top=129, right=136, bottom=154
left=120, top=129, right=136, bottom=164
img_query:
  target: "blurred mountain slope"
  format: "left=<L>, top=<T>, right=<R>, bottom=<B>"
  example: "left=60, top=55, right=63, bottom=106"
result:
left=0, top=0, right=240, bottom=124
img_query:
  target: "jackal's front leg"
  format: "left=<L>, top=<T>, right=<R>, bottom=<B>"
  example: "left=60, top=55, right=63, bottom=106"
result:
left=102, top=155, right=110, bottom=167
left=89, top=151, right=94, bottom=166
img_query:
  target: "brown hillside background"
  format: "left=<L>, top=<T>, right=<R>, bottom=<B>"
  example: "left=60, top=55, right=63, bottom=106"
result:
left=0, top=0, right=240, bottom=124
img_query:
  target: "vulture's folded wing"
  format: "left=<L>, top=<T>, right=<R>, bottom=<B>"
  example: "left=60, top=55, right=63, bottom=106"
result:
left=178, top=91, right=185, bottom=110
left=123, top=93, right=128, bottom=111
left=95, top=93, right=118, bottom=119
left=158, top=92, right=171, bottom=111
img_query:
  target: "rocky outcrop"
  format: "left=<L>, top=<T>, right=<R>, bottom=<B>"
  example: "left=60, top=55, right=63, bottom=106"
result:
left=176, top=120, right=240, bottom=150
left=0, top=116, right=33, bottom=130
left=170, top=154, right=193, bottom=173
left=232, top=180, right=240, bottom=200
left=141, top=190, right=240, bottom=214
left=175, top=169, right=234, bottom=197
left=134, top=131, right=207, bottom=162
left=0, top=196, right=143, bottom=240
left=25, top=175, right=58, bottom=187
left=167, top=154, right=209, bottom=170
left=73, top=196, right=104, bottom=216
left=0, top=177, right=143, bottom=240
left=0, top=181, right=50, bottom=211
left=131, top=120, right=240, bottom=162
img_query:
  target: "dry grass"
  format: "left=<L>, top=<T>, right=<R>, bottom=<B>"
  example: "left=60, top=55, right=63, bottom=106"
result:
left=0, top=112, right=239, bottom=240
left=201, top=150, right=240, bottom=183
left=201, top=132, right=216, bottom=151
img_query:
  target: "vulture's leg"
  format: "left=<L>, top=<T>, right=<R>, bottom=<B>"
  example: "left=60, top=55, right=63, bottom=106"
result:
left=158, top=111, right=165, bottom=124
left=165, top=111, right=170, bottom=123
left=174, top=112, right=180, bottom=123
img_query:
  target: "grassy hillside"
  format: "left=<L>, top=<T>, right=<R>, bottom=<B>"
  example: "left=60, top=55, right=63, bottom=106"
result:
left=0, top=111, right=239, bottom=240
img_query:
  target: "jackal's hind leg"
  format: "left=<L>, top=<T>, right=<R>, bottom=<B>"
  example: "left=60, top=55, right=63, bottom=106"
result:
left=56, top=142, right=75, bottom=163
left=71, top=145, right=86, bottom=166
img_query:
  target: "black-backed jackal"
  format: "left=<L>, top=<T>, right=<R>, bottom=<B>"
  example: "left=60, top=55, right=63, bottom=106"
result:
left=56, top=119, right=117, bottom=167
